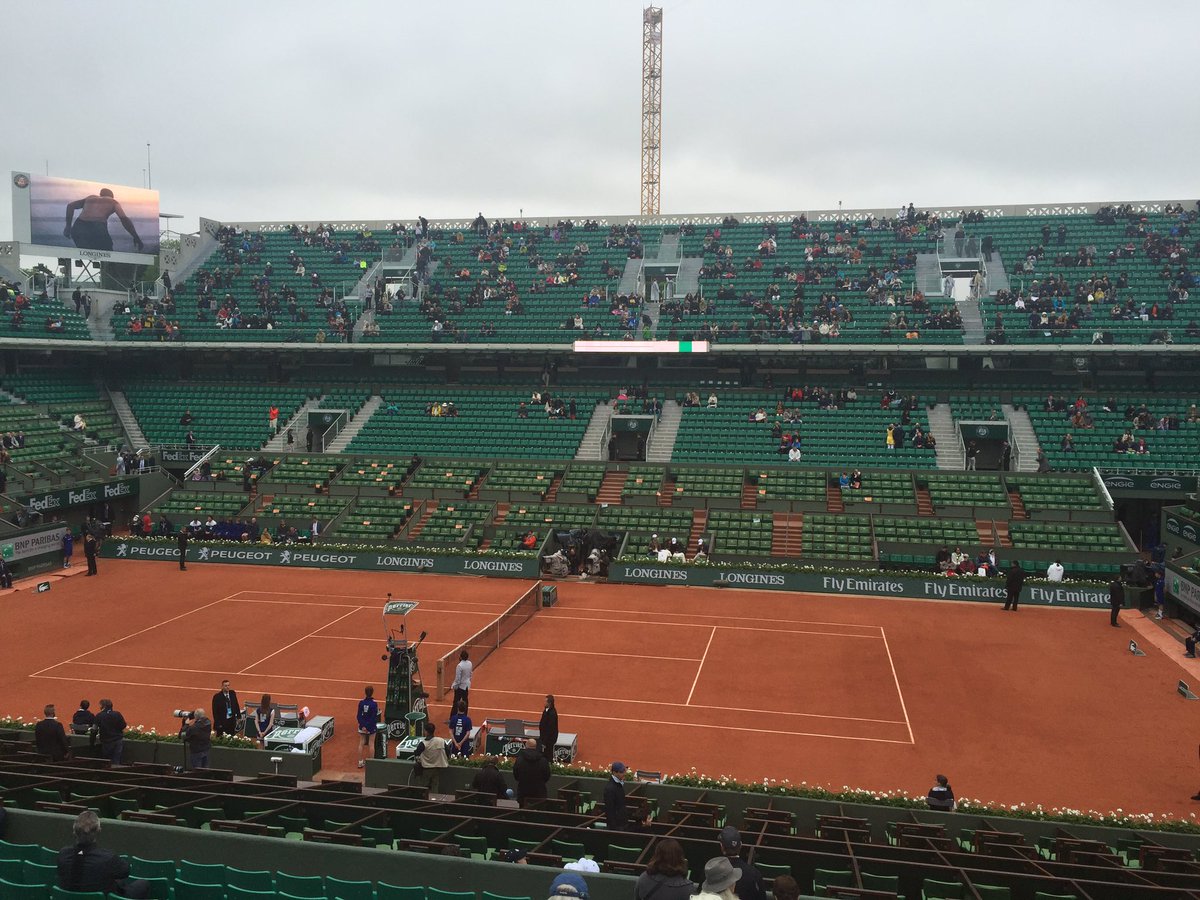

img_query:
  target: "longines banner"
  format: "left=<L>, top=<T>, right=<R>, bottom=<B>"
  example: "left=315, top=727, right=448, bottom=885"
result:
left=605, top=562, right=1110, bottom=608
left=99, top=539, right=541, bottom=578
left=20, top=478, right=137, bottom=514
left=98, top=539, right=1109, bottom=607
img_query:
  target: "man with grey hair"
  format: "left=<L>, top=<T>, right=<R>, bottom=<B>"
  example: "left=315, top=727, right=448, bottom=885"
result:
left=180, top=707, right=213, bottom=770
left=34, top=703, right=70, bottom=762
left=57, top=810, right=149, bottom=898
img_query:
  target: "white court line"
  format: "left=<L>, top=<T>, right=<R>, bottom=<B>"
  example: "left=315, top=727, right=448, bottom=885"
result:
left=549, top=604, right=883, bottom=630
left=686, top=627, right=717, bottom=705
left=33, top=664, right=907, bottom=727
left=29, top=593, right=242, bottom=677
left=532, top=612, right=884, bottom=639
left=223, top=597, right=500, bottom=616
left=237, top=608, right=363, bottom=675
left=27, top=673, right=910, bottom=745
left=234, top=589, right=515, bottom=607
left=880, top=626, right=914, bottom=744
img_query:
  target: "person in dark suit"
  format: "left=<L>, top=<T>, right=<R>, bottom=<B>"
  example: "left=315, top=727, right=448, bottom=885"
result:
left=177, top=526, right=188, bottom=571
left=211, top=680, right=242, bottom=737
left=538, top=694, right=559, bottom=762
left=83, top=531, right=99, bottom=576
left=1004, top=562, right=1025, bottom=611
left=58, top=811, right=149, bottom=898
left=604, top=761, right=628, bottom=830
left=0, top=556, right=13, bottom=589
left=512, top=738, right=550, bottom=807
left=34, top=704, right=70, bottom=761
left=1109, top=577, right=1126, bottom=627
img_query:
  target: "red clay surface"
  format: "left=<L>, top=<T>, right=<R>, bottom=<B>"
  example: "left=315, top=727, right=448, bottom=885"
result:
left=2, top=559, right=1197, bottom=819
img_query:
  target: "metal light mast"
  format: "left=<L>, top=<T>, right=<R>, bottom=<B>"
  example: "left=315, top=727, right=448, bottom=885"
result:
left=640, top=6, right=663, bottom=215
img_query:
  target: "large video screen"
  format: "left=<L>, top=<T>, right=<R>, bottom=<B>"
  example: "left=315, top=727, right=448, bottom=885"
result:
left=11, top=172, right=159, bottom=262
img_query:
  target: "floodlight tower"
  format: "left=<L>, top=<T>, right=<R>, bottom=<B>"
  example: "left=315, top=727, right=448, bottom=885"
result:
left=640, top=6, right=663, bottom=215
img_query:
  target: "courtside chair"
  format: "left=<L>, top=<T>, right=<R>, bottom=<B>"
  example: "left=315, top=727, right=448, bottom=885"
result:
left=813, top=868, right=854, bottom=894
left=172, top=881, right=225, bottom=900
left=325, top=875, right=374, bottom=900
left=861, top=872, right=900, bottom=893
left=275, top=872, right=326, bottom=898
left=0, top=881, right=49, bottom=900
left=377, top=885, right=425, bottom=900
left=922, top=878, right=966, bottom=899
left=226, top=867, right=275, bottom=891
left=178, top=861, right=226, bottom=885
left=129, top=854, right=175, bottom=883
left=23, top=861, right=58, bottom=886
left=50, top=889, right=105, bottom=900
left=362, top=825, right=396, bottom=849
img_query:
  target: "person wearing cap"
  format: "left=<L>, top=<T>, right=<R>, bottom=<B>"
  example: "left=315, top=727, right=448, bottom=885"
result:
left=604, top=761, right=627, bottom=830
left=696, top=856, right=741, bottom=900
left=716, top=825, right=765, bottom=900
left=547, top=871, right=588, bottom=900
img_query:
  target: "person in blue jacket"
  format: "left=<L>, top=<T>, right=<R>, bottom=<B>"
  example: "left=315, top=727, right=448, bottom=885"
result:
left=356, top=685, right=378, bottom=769
left=448, top=700, right=473, bottom=758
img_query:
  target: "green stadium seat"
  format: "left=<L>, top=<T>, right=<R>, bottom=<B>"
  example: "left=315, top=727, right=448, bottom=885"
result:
left=0, top=879, right=50, bottom=899
left=325, top=875, right=374, bottom=900
left=50, top=888, right=106, bottom=900
left=173, top=880, right=226, bottom=900
left=177, top=861, right=227, bottom=885
left=275, top=872, right=326, bottom=898
left=377, top=886, right=426, bottom=900
left=226, top=867, right=274, bottom=891
left=813, top=868, right=853, bottom=893
left=922, top=878, right=965, bottom=899
left=22, top=861, right=58, bottom=886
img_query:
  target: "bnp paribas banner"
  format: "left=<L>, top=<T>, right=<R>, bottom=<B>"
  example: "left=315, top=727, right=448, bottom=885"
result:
left=607, top=563, right=1110, bottom=608
left=100, top=539, right=541, bottom=578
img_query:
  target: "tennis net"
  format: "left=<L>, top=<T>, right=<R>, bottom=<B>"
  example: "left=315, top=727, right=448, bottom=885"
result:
left=435, top=580, right=543, bottom=699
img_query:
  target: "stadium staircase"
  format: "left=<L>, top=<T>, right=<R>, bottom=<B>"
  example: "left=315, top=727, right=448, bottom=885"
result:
left=573, top=401, right=614, bottom=460
left=926, top=403, right=965, bottom=469
left=167, top=226, right=219, bottom=287
left=1002, top=403, right=1040, bottom=471
left=914, top=251, right=945, bottom=297
left=986, top=250, right=1011, bottom=294
left=326, top=395, right=383, bottom=452
left=958, top=295, right=985, bottom=344
left=617, top=258, right=643, bottom=297
left=675, top=256, right=702, bottom=296
left=645, top=400, right=681, bottom=462
left=825, top=482, right=844, bottom=513
left=770, top=511, right=803, bottom=556
left=0, top=386, right=26, bottom=405
left=107, top=388, right=149, bottom=451
left=73, top=288, right=125, bottom=341
left=916, top=485, right=934, bottom=516
left=686, top=508, right=707, bottom=555
left=262, top=396, right=326, bottom=451
left=406, top=501, right=436, bottom=538
left=595, top=469, right=626, bottom=504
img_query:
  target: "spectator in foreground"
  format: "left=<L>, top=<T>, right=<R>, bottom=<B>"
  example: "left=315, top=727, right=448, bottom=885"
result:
left=635, top=837, right=695, bottom=900
left=513, top=737, right=550, bottom=807
left=58, top=811, right=149, bottom=898
left=927, top=774, right=956, bottom=811
left=470, top=757, right=512, bottom=799
left=548, top=872, right=588, bottom=900
left=771, top=875, right=801, bottom=900
left=604, top=761, right=627, bottom=829
left=34, top=703, right=70, bottom=761
left=94, top=699, right=126, bottom=765
left=697, top=857, right=741, bottom=900
left=1047, top=560, right=1065, bottom=582
left=716, top=825, right=765, bottom=900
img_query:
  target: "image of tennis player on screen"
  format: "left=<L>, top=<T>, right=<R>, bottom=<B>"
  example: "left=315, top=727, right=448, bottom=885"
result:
left=63, top=188, right=145, bottom=252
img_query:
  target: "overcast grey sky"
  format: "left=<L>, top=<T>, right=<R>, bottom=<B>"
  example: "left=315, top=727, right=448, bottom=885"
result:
left=3, top=0, right=1198, bottom=238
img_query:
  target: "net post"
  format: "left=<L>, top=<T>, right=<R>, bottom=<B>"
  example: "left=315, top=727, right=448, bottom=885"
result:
left=436, top=659, right=446, bottom=700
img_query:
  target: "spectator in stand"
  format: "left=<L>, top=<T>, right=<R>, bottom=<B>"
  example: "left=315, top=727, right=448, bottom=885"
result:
left=936, top=546, right=951, bottom=573
left=604, top=762, right=627, bottom=830
left=1047, top=560, right=1065, bottom=582
left=635, top=838, right=696, bottom=900
left=715, top=826, right=765, bottom=900
left=965, top=441, right=979, bottom=470
left=1184, top=623, right=1200, bottom=659
left=35, top=704, right=70, bottom=761
left=513, top=737, right=551, bottom=807
left=471, top=757, right=512, bottom=799
left=927, top=774, right=956, bottom=811
left=57, top=811, right=149, bottom=898
left=71, top=700, right=96, bottom=744
left=548, top=873, right=589, bottom=900
left=94, top=699, right=127, bottom=765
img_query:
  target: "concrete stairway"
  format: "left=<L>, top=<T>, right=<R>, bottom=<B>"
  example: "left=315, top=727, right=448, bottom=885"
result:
left=108, top=389, right=149, bottom=451
left=263, top=396, right=326, bottom=452
left=617, top=259, right=642, bottom=297
left=914, top=252, right=945, bottom=297
left=0, top=387, right=27, bottom=405
left=926, top=403, right=965, bottom=469
left=958, top=297, right=985, bottom=344
left=675, top=258, right=702, bottom=296
left=574, top=401, right=614, bottom=460
left=652, top=233, right=679, bottom=263
left=327, top=395, right=383, bottom=453
left=986, top=251, right=1011, bottom=294
left=1001, top=403, right=1040, bottom=472
left=645, top=400, right=681, bottom=462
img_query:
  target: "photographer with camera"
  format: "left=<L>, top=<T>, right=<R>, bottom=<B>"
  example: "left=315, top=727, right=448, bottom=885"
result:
left=176, top=707, right=213, bottom=770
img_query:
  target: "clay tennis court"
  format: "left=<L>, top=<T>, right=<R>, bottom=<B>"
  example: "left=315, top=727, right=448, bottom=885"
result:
left=2, top=559, right=1197, bottom=819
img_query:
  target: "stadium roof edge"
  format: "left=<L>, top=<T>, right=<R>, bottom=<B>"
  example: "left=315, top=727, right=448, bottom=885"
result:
left=214, top=197, right=1200, bottom=233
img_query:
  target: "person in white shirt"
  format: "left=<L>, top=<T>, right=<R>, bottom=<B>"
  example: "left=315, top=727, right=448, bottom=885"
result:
left=1047, top=560, right=1065, bottom=582
left=452, top=650, right=472, bottom=714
